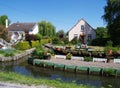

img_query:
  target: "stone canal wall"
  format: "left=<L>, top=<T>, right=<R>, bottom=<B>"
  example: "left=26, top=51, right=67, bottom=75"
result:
left=0, top=48, right=35, bottom=62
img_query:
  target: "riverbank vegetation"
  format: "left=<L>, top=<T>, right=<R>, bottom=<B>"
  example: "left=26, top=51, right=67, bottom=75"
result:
left=0, top=72, right=94, bottom=88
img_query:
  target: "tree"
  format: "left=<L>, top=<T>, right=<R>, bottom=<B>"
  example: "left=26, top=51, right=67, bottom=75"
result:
left=56, top=29, right=65, bottom=39
left=95, top=27, right=108, bottom=38
left=38, top=21, right=56, bottom=37
left=102, top=0, right=120, bottom=45
left=0, top=15, right=10, bottom=27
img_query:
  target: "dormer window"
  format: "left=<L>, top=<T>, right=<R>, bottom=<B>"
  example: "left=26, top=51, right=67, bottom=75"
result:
left=81, top=25, right=84, bottom=31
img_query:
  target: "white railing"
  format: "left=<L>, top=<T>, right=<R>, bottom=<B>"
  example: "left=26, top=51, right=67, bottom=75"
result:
left=55, top=55, right=66, bottom=59
left=114, top=59, right=120, bottom=63
left=93, top=57, right=107, bottom=63
left=71, top=56, right=84, bottom=61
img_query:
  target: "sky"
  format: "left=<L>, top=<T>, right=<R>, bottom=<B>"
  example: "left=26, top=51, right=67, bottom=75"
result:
left=0, top=0, right=106, bottom=32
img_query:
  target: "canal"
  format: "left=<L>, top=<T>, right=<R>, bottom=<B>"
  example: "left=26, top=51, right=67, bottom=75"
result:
left=0, top=57, right=120, bottom=88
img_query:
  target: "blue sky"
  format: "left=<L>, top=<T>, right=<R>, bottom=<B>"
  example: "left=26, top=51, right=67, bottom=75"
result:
left=0, top=0, right=106, bottom=32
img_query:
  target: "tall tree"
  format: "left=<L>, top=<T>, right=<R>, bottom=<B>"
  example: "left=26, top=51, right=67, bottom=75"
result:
left=102, top=0, right=120, bottom=45
left=0, top=15, right=10, bottom=27
left=38, top=21, right=56, bottom=37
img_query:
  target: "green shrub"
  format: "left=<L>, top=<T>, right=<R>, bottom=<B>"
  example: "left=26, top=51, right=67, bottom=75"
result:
left=103, top=68, right=116, bottom=76
left=66, top=53, right=72, bottom=60
left=41, top=39, right=51, bottom=45
left=84, top=57, right=93, bottom=62
left=16, top=41, right=31, bottom=50
left=106, top=40, right=113, bottom=47
left=31, top=47, right=45, bottom=59
left=91, top=38, right=109, bottom=46
left=31, top=41, right=40, bottom=48
left=71, top=37, right=78, bottom=45
left=52, top=37, right=61, bottom=44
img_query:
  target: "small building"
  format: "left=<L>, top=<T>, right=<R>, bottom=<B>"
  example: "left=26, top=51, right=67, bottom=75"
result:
left=7, top=22, right=39, bottom=44
left=68, top=19, right=96, bottom=44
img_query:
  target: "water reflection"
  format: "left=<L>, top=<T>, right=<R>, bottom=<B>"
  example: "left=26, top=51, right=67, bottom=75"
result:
left=0, top=57, right=120, bottom=88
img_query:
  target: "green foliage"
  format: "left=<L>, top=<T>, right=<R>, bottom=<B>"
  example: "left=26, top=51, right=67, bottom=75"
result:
left=0, top=49, right=14, bottom=57
left=56, top=29, right=65, bottom=39
left=35, top=33, right=42, bottom=42
left=103, top=68, right=116, bottom=76
left=63, top=37, right=69, bottom=44
left=91, top=38, right=109, bottom=46
left=3, top=50, right=14, bottom=57
left=31, top=41, right=40, bottom=48
left=38, top=21, right=56, bottom=37
left=0, top=49, right=22, bottom=57
left=84, top=57, right=93, bottom=62
left=0, top=72, right=94, bottom=88
left=52, top=37, right=61, bottom=44
left=41, top=38, right=52, bottom=45
left=66, top=53, right=72, bottom=60
left=31, top=47, right=44, bottom=59
left=71, top=37, right=78, bottom=45
left=0, top=15, right=10, bottom=27
left=15, top=41, right=31, bottom=50
left=95, top=27, right=108, bottom=38
left=102, top=0, right=120, bottom=46
left=106, top=40, right=113, bottom=47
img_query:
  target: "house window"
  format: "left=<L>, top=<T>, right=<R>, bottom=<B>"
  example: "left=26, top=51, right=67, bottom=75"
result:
left=81, top=25, right=84, bottom=31
left=74, top=34, right=78, bottom=38
left=88, top=34, right=92, bottom=41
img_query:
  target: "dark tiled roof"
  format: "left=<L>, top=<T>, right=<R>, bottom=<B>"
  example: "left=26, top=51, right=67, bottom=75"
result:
left=7, top=22, right=37, bottom=32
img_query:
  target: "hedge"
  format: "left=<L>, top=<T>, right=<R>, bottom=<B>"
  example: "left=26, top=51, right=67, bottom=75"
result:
left=16, top=41, right=31, bottom=50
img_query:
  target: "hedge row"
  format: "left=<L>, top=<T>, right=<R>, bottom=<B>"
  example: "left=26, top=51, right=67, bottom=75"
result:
left=16, top=39, right=52, bottom=50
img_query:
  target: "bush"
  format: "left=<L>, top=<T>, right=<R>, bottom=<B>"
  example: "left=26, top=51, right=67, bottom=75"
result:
left=31, top=48, right=44, bottom=59
left=71, top=37, right=78, bottom=45
left=52, top=37, right=61, bottom=44
left=103, top=68, right=116, bottom=76
left=63, top=37, right=69, bottom=44
left=106, top=40, right=113, bottom=47
left=91, top=38, right=109, bottom=46
left=41, top=39, right=51, bottom=45
left=15, top=41, right=31, bottom=50
left=31, top=41, right=40, bottom=48
left=84, top=57, right=93, bottom=62
left=66, top=53, right=72, bottom=60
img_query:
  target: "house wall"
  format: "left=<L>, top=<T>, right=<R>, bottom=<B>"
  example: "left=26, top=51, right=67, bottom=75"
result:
left=68, top=19, right=96, bottom=44
left=29, top=24, right=39, bottom=34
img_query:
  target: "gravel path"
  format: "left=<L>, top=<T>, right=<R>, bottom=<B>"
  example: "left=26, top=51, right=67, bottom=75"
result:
left=40, top=58, right=120, bottom=69
left=0, top=82, right=54, bottom=88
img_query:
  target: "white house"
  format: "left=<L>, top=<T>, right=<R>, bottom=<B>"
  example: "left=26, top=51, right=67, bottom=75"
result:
left=7, top=22, right=39, bottom=44
left=68, top=19, right=96, bottom=44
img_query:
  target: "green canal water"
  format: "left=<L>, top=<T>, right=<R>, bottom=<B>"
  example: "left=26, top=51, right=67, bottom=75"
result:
left=0, top=57, right=120, bottom=88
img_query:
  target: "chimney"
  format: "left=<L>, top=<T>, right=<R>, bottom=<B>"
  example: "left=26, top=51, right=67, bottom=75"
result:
left=5, top=19, right=8, bottom=28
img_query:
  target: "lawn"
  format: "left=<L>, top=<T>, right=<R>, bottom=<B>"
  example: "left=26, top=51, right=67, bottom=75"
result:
left=0, top=72, right=94, bottom=88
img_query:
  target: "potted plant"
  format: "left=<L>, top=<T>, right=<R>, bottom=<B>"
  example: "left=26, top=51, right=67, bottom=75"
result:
left=66, top=53, right=72, bottom=60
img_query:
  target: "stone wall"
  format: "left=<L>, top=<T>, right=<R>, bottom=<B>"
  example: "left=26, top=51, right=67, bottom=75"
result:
left=0, top=48, right=35, bottom=62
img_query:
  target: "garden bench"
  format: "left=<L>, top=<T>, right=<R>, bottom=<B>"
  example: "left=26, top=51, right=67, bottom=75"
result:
left=55, top=55, right=66, bottom=59
left=71, top=56, right=84, bottom=61
left=93, top=57, right=107, bottom=63
left=114, top=59, right=120, bottom=63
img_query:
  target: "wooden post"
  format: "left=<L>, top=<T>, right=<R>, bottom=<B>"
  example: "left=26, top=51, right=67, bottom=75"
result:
left=87, top=67, right=90, bottom=75
left=74, top=66, right=77, bottom=73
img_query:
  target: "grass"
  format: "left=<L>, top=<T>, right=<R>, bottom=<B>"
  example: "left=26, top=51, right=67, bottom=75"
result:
left=0, top=72, right=94, bottom=88
left=0, top=49, right=22, bottom=57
